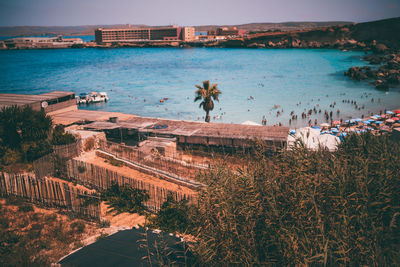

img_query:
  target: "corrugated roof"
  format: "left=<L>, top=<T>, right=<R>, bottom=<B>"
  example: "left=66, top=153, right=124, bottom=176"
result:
left=84, top=116, right=288, bottom=141
left=0, top=91, right=75, bottom=109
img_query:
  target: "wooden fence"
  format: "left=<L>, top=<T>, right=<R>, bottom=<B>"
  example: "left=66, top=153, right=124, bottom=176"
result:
left=52, top=139, right=82, bottom=158
left=33, top=139, right=82, bottom=178
left=0, top=172, right=100, bottom=220
left=99, top=140, right=207, bottom=181
left=67, top=159, right=195, bottom=212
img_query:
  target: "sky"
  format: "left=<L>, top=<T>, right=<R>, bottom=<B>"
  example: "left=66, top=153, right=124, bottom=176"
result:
left=0, top=0, right=399, bottom=27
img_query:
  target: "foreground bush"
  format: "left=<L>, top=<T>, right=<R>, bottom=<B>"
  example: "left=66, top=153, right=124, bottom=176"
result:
left=102, top=182, right=149, bottom=215
left=51, top=125, right=76, bottom=146
left=0, top=105, right=53, bottom=169
left=149, top=194, right=191, bottom=233
left=191, top=133, right=400, bottom=266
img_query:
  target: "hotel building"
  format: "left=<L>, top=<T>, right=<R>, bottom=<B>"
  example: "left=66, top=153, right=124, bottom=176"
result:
left=95, top=26, right=196, bottom=43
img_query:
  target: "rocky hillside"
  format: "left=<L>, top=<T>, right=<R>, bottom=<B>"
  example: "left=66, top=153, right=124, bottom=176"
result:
left=199, top=17, right=400, bottom=50
left=350, top=17, right=400, bottom=48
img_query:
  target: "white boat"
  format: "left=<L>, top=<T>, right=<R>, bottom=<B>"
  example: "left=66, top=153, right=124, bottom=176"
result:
left=77, top=93, right=90, bottom=104
left=77, top=91, right=109, bottom=104
left=89, top=91, right=109, bottom=103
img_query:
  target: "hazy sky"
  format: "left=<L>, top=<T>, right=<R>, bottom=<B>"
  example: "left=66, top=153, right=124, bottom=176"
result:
left=0, top=0, right=399, bottom=26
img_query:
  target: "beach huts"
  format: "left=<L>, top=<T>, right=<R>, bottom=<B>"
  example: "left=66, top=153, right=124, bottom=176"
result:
left=83, top=116, right=289, bottom=151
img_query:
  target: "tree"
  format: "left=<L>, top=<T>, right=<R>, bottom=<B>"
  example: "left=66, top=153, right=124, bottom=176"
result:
left=194, top=80, right=221, bottom=123
left=0, top=105, right=53, bottom=164
left=0, top=105, right=52, bottom=149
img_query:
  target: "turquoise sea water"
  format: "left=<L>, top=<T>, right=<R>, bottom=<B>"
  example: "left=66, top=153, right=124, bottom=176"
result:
left=0, top=48, right=399, bottom=127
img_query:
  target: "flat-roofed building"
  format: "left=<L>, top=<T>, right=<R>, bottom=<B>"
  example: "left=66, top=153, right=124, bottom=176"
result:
left=0, top=91, right=77, bottom=114
left=3, top=36, right=83, bottom=49
left=208, top=27, right=247, bottom=38
left=95, top=26, right=196, bottom=43
left=181, top=27, right=195, bottom=41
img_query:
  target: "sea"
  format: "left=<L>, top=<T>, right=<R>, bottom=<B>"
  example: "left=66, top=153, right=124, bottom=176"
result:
left=1, top=43, right=399, bottom=127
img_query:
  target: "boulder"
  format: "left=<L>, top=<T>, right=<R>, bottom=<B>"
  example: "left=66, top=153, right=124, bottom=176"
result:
left=345, top=67, right=368, bottom=80
left=374, top=43, right=388, bottom=53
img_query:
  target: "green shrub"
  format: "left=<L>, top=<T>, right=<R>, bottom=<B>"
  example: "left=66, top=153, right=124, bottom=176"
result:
left=0, top=105, right=53, bottom=167
left=107, top=158, right=123, bottom=167
left=18, top=204, right=34, bottom=213
left=52, top=125, right=76, bottom=145
left=150, top=194, right=190, bottom=233
left=23, top=140, right=52, bottom=162
left=99, top=219, right=110, bottom=228
left=1, top=149, right=22, bottom=166
left=102, top=182, right=149, bottom=215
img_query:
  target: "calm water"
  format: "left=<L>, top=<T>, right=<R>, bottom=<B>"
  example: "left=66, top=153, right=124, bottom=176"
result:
left=0, top=48, right=399, bottom=127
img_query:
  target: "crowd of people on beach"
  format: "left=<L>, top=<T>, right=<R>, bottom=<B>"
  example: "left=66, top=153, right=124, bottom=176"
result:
left=289, top=109, right=400, bottom=141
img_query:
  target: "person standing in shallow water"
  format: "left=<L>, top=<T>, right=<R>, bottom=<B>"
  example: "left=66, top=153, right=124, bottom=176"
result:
left=262, top=116, right=267, bottom=125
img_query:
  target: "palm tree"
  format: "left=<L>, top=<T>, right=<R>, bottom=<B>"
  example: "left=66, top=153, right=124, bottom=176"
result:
left=194, top=80, right=221, bottom=123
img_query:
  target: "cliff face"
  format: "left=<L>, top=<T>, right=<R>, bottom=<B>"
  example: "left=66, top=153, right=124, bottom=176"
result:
left=216, top=17, right=400, bottom=50
left=350, top=17, right=400, bottom=47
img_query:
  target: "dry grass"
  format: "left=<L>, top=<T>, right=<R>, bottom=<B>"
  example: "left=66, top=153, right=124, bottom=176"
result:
left=190, top=133, right=400, bottom=266
left=0, top=198, right=100, bottom=265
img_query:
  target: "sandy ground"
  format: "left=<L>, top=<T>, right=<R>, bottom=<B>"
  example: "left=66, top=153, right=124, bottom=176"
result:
left=100, top=202, right=146, bottom=228
left=77, top=151, right=197, bottom=196
left=51, top=109, right=135, bottom=125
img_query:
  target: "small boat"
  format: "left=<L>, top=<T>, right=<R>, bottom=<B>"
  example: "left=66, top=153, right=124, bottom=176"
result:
left=89, top=91, right=109, bottom=103
left=77, top=93, right=90, bottom=104
left=77, top=91, right=109, bottom=104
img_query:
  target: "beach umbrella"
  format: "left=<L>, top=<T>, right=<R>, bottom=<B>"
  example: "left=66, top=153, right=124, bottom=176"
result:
left=311, top=126, right=320, bottom=130
left=331, top=128, right=339, bottom=133
left=394, top=110, right=400, bottom=114
left=373, top=114, right=381, bottom=118
left=289, top=129, right=296, bottom=135
left=320, top=123, right=330, bottom=127
left=386, top=111, right=394, bottom=114
left=362, top=121, right=370, bottom=124
left=386, top=119, right=395, bottom=123
left=368, top=119, right=375, bottom=122
left=392, top=117, right=399, bottom=121
left=374, top=121, right=383, bottom=124
left=332, top=120, right=340, bottom=125
left=355, top=118, right=362, bottom=122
